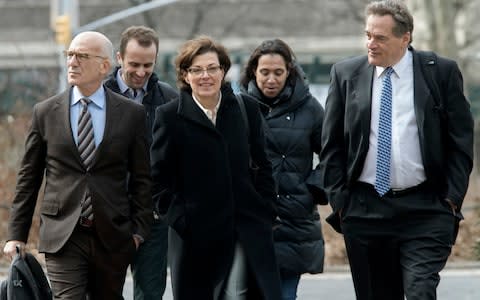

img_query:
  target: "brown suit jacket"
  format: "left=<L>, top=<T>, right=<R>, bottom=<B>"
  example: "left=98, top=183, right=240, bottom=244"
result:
left=7, top=86, right=152, bottom=253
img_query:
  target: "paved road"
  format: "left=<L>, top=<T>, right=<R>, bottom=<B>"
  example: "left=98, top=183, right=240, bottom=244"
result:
left=123, top=266, right=480, bottom=299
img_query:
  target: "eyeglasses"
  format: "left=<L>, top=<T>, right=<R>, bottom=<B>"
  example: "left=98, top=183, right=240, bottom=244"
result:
left=187, top=65, right=222, bottom=77
left=63, top=50, right=107, bottom=62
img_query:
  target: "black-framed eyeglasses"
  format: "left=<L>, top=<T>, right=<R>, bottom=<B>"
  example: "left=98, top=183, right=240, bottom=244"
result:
left=63, top=50, right=107, bottom=62
left=187, top=65, right=222, bottom=77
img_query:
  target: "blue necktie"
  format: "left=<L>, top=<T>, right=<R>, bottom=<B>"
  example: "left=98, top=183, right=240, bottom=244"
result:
left=375, top=67, right=394, bottom=196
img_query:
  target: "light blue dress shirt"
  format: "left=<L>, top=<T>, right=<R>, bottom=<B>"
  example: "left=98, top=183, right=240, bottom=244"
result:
left=70, top=86, right=106, bottom=147
left=116, top=68, right=147, bottom=103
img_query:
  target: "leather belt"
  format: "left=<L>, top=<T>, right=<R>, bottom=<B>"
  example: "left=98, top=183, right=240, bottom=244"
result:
left=384, top=182, right=427, bottom=198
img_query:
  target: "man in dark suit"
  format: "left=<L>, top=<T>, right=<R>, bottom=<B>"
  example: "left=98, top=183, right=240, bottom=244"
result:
left=320, top=1, right=473, bottom=299
left=3, top=31, right=152, bottom=299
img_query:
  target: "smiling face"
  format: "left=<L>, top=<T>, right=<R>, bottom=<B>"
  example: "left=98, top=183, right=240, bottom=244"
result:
left=255, top=54, right=289, bottom=98
left=184, top=51, right=224, bottom=104
left=365, top=14, right=410, bottom=67
left=117, top=38, right=157, bottom=89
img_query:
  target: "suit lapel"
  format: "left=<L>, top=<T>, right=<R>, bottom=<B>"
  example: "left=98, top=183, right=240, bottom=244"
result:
left=351, top=60, right=374, bottom=142
left=92, top=88, right=121, bottom=166
left=55, top=87, right=85, bottom=166
left=411, top=49, right=432, bottom=139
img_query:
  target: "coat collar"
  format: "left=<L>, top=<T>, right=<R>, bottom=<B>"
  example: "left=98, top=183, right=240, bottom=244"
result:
left=349, top=57, right=375, bottom=139
left=349, top=47, right=432, bottom=137
left=177, top=84, right=236, bottom=132
left=53, top=88, right=82, bottom=165
left=410, top=47, right=433, bottom=134
left=104, top=66, right=160, bottom=105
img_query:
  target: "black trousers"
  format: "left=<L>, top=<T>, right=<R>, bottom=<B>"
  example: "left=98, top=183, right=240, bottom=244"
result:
left=341, top=183, right=458, bottom=300
left=45, top=225, right=136, bottom=300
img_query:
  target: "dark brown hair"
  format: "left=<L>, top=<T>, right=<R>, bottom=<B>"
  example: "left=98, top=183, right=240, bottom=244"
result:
left=174, top=35, right=231, bottom=92
left=119, top=25, right=159, bottom=58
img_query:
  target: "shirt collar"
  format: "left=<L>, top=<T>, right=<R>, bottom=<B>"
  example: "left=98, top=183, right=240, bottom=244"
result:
left=71, top=85, right=106, bottom=109
left=192, top=92, right=222, bottom=115
left=375, top=49, right=412, bottom=79
left=116, top=68, right=147, bottom=94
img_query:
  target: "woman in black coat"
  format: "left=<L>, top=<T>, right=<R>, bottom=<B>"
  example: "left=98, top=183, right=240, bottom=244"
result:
left=240, top=39, right=326, bottom=300
left=150, top=36, right=281, bottom=300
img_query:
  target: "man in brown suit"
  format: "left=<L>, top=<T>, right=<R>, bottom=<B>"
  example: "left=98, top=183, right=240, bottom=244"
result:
left=3, top=31, right=152, bottom=299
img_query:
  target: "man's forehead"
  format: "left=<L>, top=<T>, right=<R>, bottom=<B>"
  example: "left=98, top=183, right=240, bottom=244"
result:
left=365, top=20, right=395, bottom=36
left=69, top=43, right=100, bottom=53
left=70, top=35, right=102, bottom=50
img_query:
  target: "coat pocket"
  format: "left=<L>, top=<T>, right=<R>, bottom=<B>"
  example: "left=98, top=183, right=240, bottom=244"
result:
left=40, top=202, right=59, bottom=216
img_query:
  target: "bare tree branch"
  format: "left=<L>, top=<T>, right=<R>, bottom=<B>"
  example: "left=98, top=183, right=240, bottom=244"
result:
left=187, top=0, right=221, bottom=39
left=127, top=0, right=157, bottom=28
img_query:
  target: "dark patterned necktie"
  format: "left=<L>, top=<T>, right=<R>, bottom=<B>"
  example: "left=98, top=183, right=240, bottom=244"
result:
left=78, top=98, right=95, bottom=223
left=125, top=88, right=137, bottom=99
left=375, top=67, right=394, bottom=196
left=78, top=98, right=95, bottom=168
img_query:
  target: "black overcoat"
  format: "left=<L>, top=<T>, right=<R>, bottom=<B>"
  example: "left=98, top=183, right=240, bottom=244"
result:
left=151, top=84, right=281, bottom=300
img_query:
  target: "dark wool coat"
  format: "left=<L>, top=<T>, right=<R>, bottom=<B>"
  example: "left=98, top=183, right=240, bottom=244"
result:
left=243, top=74, right=326, bottom=275
left=150, top=84, right=281, bottom=300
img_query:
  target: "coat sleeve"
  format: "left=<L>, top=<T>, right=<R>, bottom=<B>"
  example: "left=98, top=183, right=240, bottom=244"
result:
left=150, top=104, right=187, bottom=235
left=127, top=105, right=153, bottom=240
left=319, top=64, right=350, bottom=216
left=245, top=99, right=277, bottom=218
left=305, top=97, right=328, bottom=205
left=8, top=105, right=46, bottom=242
left=442, top=61, right=473, bottom=210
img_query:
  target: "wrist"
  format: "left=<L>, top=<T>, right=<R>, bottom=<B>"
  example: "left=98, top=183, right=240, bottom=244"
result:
left=133, top=234, right=144, bottom=244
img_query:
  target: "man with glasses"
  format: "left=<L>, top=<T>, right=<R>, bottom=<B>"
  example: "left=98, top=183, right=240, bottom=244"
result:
left=3, top=31, right=152, bottom=299
left=104, top=25, right=178, bottom=300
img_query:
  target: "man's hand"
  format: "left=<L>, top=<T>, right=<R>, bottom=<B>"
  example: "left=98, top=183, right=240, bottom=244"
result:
left=445, top=198, right=457, bottom=215
left=132, top=235, right=142, bottom=250
left=3, top=240, right=26, bottom=259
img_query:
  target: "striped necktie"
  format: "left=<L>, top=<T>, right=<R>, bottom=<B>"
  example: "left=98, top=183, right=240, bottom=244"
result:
left=374, top=67, right=394, bottom=196
left=78, top=98, right=96, bottom=168
left=78, top=98, right=95, bottom=224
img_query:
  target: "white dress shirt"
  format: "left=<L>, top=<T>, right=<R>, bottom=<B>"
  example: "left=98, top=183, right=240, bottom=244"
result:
left=192, top=93, right=222, bottom=125
left=358, top=50, right=426, bottom=189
